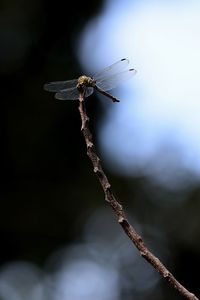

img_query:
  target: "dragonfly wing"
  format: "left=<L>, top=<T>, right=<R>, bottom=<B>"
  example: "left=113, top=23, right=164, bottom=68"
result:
left=44, top=79, right=78, bottom=92
left=93, top=58, right=129, bottom=81
left=55, top=87, right=94, bottom=100
left=85, top=87, right=94, bottom=97
left=55, top=87, right=80, bottom=100
left=96, top=69, right=137, bottom=91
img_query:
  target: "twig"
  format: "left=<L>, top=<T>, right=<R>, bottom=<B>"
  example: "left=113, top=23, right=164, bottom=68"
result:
left=78, top=89, right=198, bottom=300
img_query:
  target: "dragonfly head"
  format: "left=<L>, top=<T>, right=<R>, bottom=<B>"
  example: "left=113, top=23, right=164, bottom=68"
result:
left=78, top=75, right=96, bottom=87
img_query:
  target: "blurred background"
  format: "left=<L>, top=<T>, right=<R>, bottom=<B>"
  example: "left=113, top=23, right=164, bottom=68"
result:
left=0, top=0, right=200, bottom=299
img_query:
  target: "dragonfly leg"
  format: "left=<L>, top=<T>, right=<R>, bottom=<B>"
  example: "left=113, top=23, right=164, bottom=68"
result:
left=77, top=83, right=86, bottom=101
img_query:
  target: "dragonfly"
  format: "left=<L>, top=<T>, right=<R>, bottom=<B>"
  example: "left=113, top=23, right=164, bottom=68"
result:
left=44, top=58, right=137, bottom=103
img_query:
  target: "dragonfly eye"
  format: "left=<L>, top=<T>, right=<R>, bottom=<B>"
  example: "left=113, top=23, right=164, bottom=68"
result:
left=78, top=76, right=95, bottom=87
left=78, top=75, right=88, bottom=85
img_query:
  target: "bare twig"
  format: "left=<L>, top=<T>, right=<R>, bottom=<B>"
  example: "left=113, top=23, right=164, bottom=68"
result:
left=78, top=89, right=198, bottom=300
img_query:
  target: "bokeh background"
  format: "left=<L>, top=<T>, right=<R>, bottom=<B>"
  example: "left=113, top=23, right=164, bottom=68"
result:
left=1, top=0, right=200, bottom=299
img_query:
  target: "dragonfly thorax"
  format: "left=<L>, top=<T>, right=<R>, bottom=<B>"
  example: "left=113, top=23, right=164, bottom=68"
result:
left=78, top=75, right=96, bottom=87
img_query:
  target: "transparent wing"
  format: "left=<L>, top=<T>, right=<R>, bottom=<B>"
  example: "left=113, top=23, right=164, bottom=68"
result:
left=44, top=79, right=78, bottom=92
left=92, top=58, right=129, bottom=81
left=55, top=87, right=94, bottom=100
left=55, top=87, right=79, bottom=100
left=96, top=69, right=137, bottom=91
left=84, top=87, right=94, bottom=97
